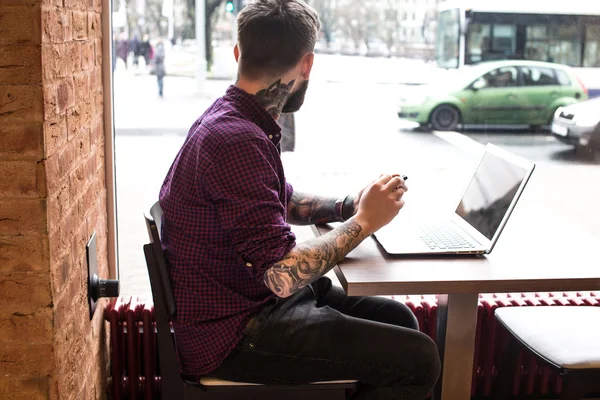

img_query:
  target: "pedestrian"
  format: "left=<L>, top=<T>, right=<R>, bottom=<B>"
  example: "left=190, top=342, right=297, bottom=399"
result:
left=139, top=34, right=152, bottom=67
left=116, top=33, right=129, bottom=69
left=153, top=40, right=166, bottom=97
left=158, top=0, right=440, bottom=399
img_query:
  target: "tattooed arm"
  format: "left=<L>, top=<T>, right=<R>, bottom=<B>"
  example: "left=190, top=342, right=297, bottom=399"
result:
left=264, top=217, right=371, bottom=298
left=266, top=174, right=407, bottom=298
left=287, top=191, right=357, bottom=225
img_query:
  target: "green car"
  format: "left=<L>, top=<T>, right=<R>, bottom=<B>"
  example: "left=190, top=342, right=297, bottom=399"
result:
left=398, top=60, right=588, bottom=131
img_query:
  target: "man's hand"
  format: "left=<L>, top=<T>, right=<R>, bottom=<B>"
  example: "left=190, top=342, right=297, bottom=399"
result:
left=353, top=174, right=407, bottom=236
left=346, top=174, right=407, bottom=221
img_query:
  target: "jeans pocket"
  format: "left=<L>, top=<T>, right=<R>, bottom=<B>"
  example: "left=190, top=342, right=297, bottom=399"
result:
left=242, top=297, right=278, bottom=347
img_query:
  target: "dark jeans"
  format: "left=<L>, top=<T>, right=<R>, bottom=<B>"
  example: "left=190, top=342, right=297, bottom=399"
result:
left=207, top=277, right=441, bottom=399
left=157, top=75, right=164, bottom=97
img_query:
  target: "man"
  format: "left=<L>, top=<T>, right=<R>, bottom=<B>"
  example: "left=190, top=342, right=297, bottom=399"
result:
left=159, top=1, right=440, bottom=398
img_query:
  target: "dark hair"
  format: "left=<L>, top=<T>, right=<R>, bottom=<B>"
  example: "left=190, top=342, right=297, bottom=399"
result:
left=237, top=0, right=321, bottom=79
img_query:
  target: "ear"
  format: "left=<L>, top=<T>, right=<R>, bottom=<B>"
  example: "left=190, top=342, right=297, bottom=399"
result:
left=234, top=44, right=240, bottom=63
left=300, top=52, right=314, bottom=80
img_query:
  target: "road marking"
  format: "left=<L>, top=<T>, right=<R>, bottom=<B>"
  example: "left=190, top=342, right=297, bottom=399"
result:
left=433, top=131, right=485, bottom=154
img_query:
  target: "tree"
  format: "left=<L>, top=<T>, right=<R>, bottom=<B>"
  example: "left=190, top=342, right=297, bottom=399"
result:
left=310, top=0, right=339, bottom=46
left=382, top=0, right=401, bottom=54
left=335, top=0, right=379, bottom=51
left=185, top=0, right=224, bottom=70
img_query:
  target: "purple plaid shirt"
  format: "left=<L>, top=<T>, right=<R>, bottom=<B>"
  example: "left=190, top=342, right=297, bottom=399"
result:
left=159, top=86, right=297, bottom=376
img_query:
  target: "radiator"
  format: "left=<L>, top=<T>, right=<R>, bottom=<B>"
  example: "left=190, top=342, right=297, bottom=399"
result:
left=105, top=292, right=600, bottom=399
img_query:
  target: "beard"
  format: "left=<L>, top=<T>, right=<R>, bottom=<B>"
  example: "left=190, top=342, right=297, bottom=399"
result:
left=282, top=79, right=309, bottom=113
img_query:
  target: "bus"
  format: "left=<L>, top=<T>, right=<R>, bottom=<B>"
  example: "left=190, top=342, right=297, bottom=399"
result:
left=436, top=0, right=600, bottom=95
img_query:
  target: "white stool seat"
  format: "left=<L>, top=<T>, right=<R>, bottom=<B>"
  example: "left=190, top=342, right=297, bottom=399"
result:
left=200, top=377, right=358, bottom=386
left=495, top=306, right=600, bottom=370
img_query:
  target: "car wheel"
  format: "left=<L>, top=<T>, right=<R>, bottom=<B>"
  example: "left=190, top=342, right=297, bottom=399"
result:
left=430, top=105, right=461, bottom=131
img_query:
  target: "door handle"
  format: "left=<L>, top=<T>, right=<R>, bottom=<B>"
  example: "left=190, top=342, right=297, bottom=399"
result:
left=551, top=91, right=559, bottom=97
left=508, top=94, right=517, bottom=101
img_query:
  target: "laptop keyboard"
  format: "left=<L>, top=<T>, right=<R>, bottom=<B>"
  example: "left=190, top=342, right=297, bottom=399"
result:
left=418, top=223, right=476, bottom=250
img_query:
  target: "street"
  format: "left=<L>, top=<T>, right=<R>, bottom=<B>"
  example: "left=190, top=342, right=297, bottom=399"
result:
left=112, top=60, right=600, bottom=296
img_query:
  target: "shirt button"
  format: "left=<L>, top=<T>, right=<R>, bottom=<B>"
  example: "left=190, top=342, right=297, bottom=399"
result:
left=276, top=133, right=280, bottom=137
left=246, top=262, right=253, bottom=267
left=268, top=135, right=273, bottom=139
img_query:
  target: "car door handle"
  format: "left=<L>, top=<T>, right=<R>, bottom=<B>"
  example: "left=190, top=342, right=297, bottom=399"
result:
left=507, top=94, right=517, bottom=100
left=551, top=91, right=559, bottom=97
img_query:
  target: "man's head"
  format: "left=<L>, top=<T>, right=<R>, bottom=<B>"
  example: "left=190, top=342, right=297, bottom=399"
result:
left=235, top=0, right=320, bottom=114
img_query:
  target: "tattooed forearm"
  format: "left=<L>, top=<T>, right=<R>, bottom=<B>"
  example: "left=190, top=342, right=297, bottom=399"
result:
left=264, top=219, right=366, bottom=298
left=287, top=191, right=339, bottom=225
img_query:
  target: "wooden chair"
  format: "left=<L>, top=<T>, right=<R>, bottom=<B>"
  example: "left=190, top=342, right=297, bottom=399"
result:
left=143, top=201, right=357, bottom=399
left=493, top=306, right=600, bottom=400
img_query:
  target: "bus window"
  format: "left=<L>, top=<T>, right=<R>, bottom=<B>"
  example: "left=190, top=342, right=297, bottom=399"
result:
left=437, top=8, right=460, bottom=68
left=492, top=25, right=517, bottom=58
left=526, top=24, right=581, bottom=66
left=466, top=24, right=491, bottom=64
left=584, top=25, right=600, bottom=67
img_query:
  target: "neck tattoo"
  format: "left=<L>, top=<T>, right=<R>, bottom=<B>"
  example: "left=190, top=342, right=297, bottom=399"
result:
left=254, top=79, right=295, bottom=119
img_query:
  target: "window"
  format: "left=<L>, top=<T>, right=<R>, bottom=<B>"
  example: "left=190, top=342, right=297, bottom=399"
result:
left=520, top=66, right=559, bottom=86
left=526, top=24, right=581, bottom=66
left=466, top=23, right=491, bottom=64
left=476, top=66, right=519, bottom=89
left=555, top=69, right=571, bottom=86
left=436, top=8, right=460, bottom=68
left=584, top=25, right=600, bottom=67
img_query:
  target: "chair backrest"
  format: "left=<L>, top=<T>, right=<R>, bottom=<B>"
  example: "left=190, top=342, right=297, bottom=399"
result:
left=143, top=201, right=184, bottom=398
left=145, top=202, right=176, bottom=319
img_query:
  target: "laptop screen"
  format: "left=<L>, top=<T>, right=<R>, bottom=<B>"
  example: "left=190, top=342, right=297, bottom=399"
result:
left=455, top=149, right=530, bottom=240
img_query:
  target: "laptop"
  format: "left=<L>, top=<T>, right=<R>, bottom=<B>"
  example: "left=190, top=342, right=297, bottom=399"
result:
left=373, top=144, right=535, bottom=255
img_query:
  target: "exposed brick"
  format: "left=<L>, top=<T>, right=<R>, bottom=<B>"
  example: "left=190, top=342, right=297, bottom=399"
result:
left=81, top=40, right=94, bottom=70
left=0, top=85, right=44, bottom=125
left=43, top=115, right=68, bottom=158
left=0, top=308, right=53, bottom=343
left=56, top=77, right=75, bottom=114
left=66, top=101, right=92, bottom=140
left=41, top=0, right=64, bottom=6
left=46, top=181, right=70, bottom=234
left=0, top=199, right=47, bottom=236
left=53, top=273, right=85, bottom=332
left=72, top=10, right=87, bottom=40
left=0, top=234, right=47, bottom=273
left=0, top=375, right=52, bottom=400
left=0, top=45, right=42, bottom=85
left=62, top=9, right=72, bottom=41
left=73, top=71, right=90, bottom=103
left=93, top=38, right=102, bottom=66
left=87, top=12, right=100, bottom=39
left=0, top=272, right=52, bottom=316
left=89, top=118, right=102, bottom=148
left=0, top=0, right=40, bottom=5
left=63, top=0, right=88, bottom=10
left=0, top=5, right=41, bottom=45
left=0, top=123, right=43, bottom=159
left=0, top=341, right=54, bottom=376
left=93, top=90, right=103, bottom=119
left=90, top=66, right=102, bottom=92
left=42, top=8, right=62, bottom=43
left=42, top=42, right=81, bottom=80
left=0, top=161, right=43, bottom=198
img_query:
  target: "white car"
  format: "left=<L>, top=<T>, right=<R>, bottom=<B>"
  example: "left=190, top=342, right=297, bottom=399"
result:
left=551, top=97, right=600, bottom=151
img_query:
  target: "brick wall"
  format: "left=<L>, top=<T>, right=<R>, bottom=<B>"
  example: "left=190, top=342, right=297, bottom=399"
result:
left=0, top=0, right=109, bottom=398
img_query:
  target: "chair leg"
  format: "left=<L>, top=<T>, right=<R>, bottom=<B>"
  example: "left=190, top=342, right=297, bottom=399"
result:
left=493, top=335, right=523, bottom=400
